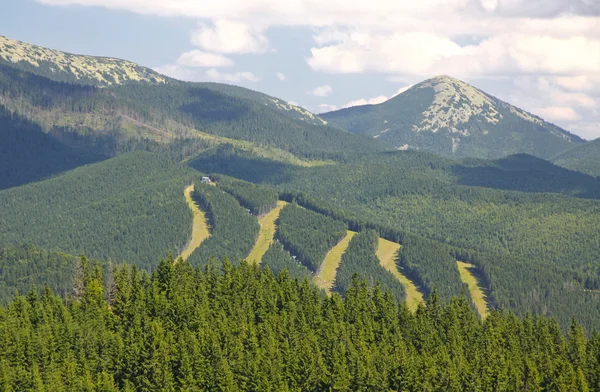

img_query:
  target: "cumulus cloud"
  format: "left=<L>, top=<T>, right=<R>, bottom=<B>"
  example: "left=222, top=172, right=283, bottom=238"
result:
left=191, top=19, right=268, bottom=54
left=308, top=85, right=333, bottom=97
left=535, top=107, right=581, bottom=121
left=205, top=68, right=259, bottom=83
left=318, top=104, right=338, bottom=112
left=276, top=72, right=286, bottom=81
left=38, top=0, right=600, bottom=138
left=344, top=95, right=388, bottom=108
left=176, top=50, right=233, bottom=67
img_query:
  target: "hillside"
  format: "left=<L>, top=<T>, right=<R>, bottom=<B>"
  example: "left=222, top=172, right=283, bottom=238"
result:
left=321, top=75, right=584, bottom=159
left=0, top=152, right=198, bottom=268
left=0, top=35, right=167, bottom=86
left=0, top=107, right=100, bottom=190
left=552, top=138, right=600, bottom=177
left=0, top=36, right=384, bottom=186
left=192, top=147, right=600, bottom=330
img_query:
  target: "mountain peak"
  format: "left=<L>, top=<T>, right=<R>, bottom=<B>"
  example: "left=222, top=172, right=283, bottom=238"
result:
left=408, top=75, right=503, bottom=136
left=0, top=35, right=167, bottom=86
left=321, top=75, right=584, bottom=159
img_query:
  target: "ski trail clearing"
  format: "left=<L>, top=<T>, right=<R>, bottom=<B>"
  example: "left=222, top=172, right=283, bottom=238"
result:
left=314, top=231, right=356, bottom=295
left=246, top=200, right=288, bottom=264
left=456, top=261, right=490, bottom=319
left=376, top=238, right=424, bottom=312
left=179, top=185, right=211, bottom=261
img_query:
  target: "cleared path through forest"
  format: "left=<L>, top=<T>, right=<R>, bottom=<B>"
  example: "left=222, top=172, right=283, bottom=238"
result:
left=314, top=231, right=357, bottom=295
left=179, top=185, right=211, bottom=261
left=456, top=261, right=490, bottom=319
left=376, top=238, right=425, bottom=312
left=246, top=200, right=288, bottom=264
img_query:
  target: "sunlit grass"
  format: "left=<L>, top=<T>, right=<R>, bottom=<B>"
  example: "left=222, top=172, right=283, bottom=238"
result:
left=179, top=185, right=211, bottom=261
left=245, top=201, right=288, bottom=264
left=456, top=261, right=490, bottom=319
left=376, top=238, right=424, bottom=312
left=314, top=231, right=356, bottom=295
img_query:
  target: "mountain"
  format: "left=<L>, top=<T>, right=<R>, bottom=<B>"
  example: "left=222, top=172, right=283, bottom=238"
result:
left=321, top=75, right=584, bottom=159
left=0, top=36, right=383, bottom=183
left=552, top=138, right=600, bottom=177
left=0, top=35, right=167, bottom=86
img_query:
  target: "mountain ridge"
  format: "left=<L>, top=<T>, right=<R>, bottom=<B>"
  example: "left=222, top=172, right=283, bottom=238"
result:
left=321, top=75, right=584, bottom=159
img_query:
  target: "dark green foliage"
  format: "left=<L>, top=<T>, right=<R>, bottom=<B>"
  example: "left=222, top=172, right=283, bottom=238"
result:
left=201, top=150, right=600, bottom=330
left=0, top=259, right=598, bottom=390
left=275, top=203, right=347, bottom=272
left=333, top=230, right=405, bottom=302
left=187, top=183, right=259, bottom=267
left=0, top=243, right=78, bottom=304
left=0, top=151, right=197, bottom=268
left=261, top=241, right=312, bottom=281
left=321, top=77, right=584, bottom=159
left=552, top=137, right=600, bottom=177
left=398, top=236, right=465, bottom=300
left=212, top=173, right=279, bottom=215
left=0, top=106, right=101, bottom=189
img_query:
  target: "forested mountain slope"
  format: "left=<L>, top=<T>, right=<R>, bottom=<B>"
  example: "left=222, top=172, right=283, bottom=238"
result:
left=321, top=75, right=583, bottom=159
left=0, top=107, right=100, bottom=189
left=0, top=152, right=198, bottom=267
left=0, top=35, right=382, bottom=174
left=192, top=147, right=600, bottom=330
left=552, top=137, right=600, bottom=177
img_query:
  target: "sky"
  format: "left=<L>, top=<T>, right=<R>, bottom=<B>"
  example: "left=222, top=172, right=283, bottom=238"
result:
left=1, top=0, right=599, bottom=139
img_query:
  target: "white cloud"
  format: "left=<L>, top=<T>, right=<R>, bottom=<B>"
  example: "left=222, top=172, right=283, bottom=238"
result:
left=318, top=103, right=338, bottom=112
left=38, top=0, right=600, bottom=138
left=344, top=95, right=388, bottom=108
left=567, top=123, right=600, bottom=141
left=534, top=106, right=581, bottom=121
left=176, top=50, right=233, bottom=67
left=205, top=68, right=259, bottom=83
left=191, top=19, right=268, bottom=54
left=393, top=85, right=414, bottom=96
left=308, top=85, right=333, bottom=97
left=276, top=72, right=286, bottom=81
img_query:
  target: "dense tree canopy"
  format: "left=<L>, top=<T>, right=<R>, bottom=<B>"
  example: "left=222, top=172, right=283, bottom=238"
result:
left=1, top=258, right=599, bottom=391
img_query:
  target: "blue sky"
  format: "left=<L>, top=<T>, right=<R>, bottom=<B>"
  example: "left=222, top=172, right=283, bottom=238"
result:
left=2, top=0, right=599, bottom=139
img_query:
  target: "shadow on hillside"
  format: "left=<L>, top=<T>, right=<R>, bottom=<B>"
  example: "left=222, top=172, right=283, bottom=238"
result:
left=180, top=87, right=250, bottom=124
left=0, top=113, right=103, bottom=190
left=188, top=145, right=298, bottom=184
left=452, top=154, right=600, bottom=199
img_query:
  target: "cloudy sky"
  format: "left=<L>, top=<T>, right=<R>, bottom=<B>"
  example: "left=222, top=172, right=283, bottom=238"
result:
left=2, top=0, right=599, bottom=139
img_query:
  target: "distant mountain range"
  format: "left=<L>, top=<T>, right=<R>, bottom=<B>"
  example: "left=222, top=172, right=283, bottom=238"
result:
left=321, top=75, right=585, bottom=159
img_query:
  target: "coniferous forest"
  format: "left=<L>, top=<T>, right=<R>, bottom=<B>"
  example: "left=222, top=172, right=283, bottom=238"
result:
left=3, top=34, right=600, bottom=390
left=1, top=258, right=599, bottom=391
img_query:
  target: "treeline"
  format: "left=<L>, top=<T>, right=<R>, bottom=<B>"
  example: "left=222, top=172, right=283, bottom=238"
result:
left=275, top=203, right=347, bottom=272
left=187, top=184, right=259, bottom=267
left=211, top=174, right=279, bottom=215
left=333, top=230, right=405, bottom=302
left=261, top=241, right=312, bottom=281
left=1, top=259, right=599, bottom=391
